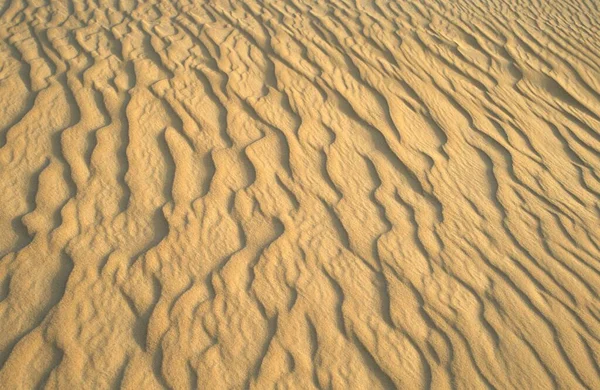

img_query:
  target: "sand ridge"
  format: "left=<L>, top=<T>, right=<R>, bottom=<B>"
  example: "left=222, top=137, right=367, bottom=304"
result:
left=1, top=0, right=600, bottom=388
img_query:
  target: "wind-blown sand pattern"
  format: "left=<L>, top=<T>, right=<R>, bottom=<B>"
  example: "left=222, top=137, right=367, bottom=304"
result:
left=1, top=0, right=600, bottom=388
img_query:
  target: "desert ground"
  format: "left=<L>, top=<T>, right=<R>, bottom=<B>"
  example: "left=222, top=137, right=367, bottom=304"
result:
left=1, top=0, right=600, bottom=388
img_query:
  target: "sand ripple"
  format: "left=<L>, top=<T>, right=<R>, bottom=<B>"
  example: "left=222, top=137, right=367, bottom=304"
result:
left=1, top=0, right=600, bottom=388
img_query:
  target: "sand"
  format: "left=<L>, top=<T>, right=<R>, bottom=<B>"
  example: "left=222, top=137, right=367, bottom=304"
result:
left=1, top=0, right=599, bottom=388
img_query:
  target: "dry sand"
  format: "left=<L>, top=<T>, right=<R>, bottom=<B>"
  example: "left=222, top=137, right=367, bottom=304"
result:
left=1, top=0, right=600, bottom=388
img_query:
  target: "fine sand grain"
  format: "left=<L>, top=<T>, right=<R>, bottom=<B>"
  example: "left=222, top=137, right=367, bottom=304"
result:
left=1, top=0, right=600, bottom=388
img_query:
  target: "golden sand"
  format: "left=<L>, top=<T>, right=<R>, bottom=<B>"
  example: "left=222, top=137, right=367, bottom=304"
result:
left=1, top=0, right=600, bottom=388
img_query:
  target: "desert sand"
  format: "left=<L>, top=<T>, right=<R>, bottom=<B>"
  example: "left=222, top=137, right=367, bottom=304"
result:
left=1, top=0, right=600, bottom=388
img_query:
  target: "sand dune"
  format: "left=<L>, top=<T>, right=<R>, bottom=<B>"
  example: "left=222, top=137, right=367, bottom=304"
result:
left=1, top=0, right=600, bottom=388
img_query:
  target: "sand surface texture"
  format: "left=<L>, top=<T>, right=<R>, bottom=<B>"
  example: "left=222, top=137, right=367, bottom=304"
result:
left=1, top=0, right=600, bottom=388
